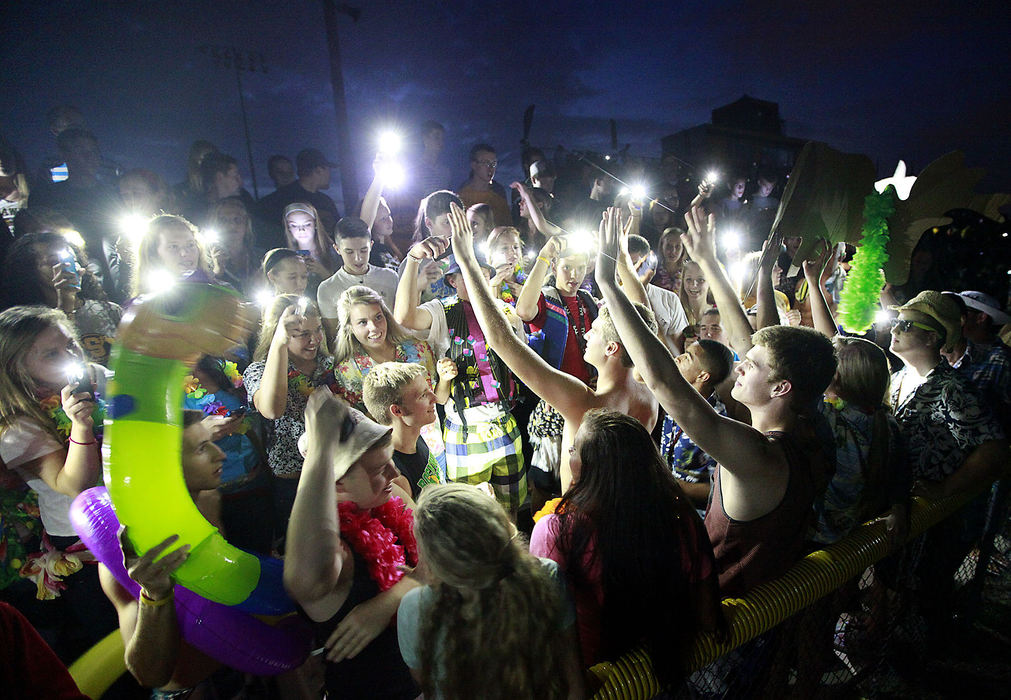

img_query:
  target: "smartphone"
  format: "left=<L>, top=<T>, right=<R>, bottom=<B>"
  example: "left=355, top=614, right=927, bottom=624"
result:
left=66, top=363, right=94, bottom=398
left=226, top=407, right=248, bottom=418
left=296, top=249, right=312, bottom=258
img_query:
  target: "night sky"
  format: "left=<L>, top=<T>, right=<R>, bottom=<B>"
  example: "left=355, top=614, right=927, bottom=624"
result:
left=5, top=1, right=1010, bottom=207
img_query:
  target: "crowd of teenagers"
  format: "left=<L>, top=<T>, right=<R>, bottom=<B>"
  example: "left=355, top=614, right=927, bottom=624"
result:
left=1, top=108, right=1010, bottom=699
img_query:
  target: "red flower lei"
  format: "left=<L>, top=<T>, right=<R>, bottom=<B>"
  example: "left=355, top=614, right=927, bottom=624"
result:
left=338, top=496, right=417, bottom=592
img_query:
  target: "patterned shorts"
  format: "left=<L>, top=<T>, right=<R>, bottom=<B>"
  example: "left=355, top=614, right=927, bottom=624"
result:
left=444, top=410, right=527, bottom=516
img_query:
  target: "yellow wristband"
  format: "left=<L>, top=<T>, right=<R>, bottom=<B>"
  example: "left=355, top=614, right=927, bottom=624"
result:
left=537, top=256, right=552, bottom=266
left=139, top=590, right=174, bottom=608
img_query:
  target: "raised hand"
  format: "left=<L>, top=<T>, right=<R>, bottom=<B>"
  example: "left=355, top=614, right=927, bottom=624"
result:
left=124, top=533, right=189, bottom=601
left=407, top=236, right=450, bottom=262
left=303, top=388, right=354, bottom=480
left=596, top=207, right=621, bottom=286
left=62, top=381, right=96, bottom=432
left=682, top=203, right=718, bottom=264
left=448, top=202, right=474, bottom=258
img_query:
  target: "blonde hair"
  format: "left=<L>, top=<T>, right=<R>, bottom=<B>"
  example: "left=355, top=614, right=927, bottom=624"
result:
left=0, top=306, right=81, bottom=443
left=413, top=484, right=570, bottom=700
left=596, top=303, right=657, bottom=367
left=332, top=285, right=412, bottom=365
left=252, top=293, right=329, bottom=362
left=362, top=361, right=428, bottom=425
left=486, top=226, right=521, bottom=253
left=131, top=214, right=212, bottom=296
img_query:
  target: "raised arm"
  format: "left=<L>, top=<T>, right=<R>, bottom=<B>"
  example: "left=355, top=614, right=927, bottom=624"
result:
left=100, top=535, right=188, bottom=688
left=515, top=236, right=563, bottom=321
left=614, top=218, right=648, bottom=307
left=755, top=230, right=784, bottom=331
left=511, top=181, right=562, bottom=237
left=596, top=208, right=777, bottom=476
left=393, top=237, right=449, bottom=331
left=683, top=203, right=754, bottom=358
left=801, top=240, right=840, bottom=338
left=283, top=390, right=352, bottom=616
left=252, top=305, right=299, bottom=420
left=447, top=203, right=592, bottom=420
left=359, top=154, right=385, bottom=230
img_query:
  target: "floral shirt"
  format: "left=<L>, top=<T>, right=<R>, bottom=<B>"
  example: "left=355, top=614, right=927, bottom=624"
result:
left=660, top=393, right=726, bottom=486
left=243, top=355, right=335, bottom=477
left=651, top=265, right=682, bottom=294
left=332, top=339, right=437, bottom=413
left=890, top=361, right=1004, bottom=482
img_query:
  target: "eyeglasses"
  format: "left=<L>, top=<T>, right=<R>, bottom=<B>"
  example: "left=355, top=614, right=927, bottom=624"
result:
left=889, top=318, right=937, bottom=333
left=474, top=159, right=498, bottom=168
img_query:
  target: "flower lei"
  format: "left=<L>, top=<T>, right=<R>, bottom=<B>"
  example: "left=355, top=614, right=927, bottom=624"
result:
left=838, top=187, right=896, bottom=334
left=288, top=368, right=314, bottom=397
left=39, top=395, right=106, bottom=441
left=183, top=362, right=250, bottom=433
left=338, top=496, right=417, bottom=592
left=19, top=534, right=95, bottom=601
left=533, top=497, right=563, bottom=523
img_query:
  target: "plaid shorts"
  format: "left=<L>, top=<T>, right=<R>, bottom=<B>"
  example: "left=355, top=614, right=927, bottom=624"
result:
left=444, top=408, right=527, bottom=516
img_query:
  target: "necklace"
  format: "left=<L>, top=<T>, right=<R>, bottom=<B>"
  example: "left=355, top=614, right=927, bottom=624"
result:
left=338, top=496, right=417, bottom=592
left=38, top=394, right=107, bottom=441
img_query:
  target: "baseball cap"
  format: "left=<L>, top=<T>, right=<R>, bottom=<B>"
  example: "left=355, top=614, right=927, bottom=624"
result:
left=297, top=397, right=391, bottom=478
left=296, top=148, right=336, bottom=174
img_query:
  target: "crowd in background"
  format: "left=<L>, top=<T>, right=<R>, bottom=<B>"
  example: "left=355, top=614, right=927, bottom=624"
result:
left=0, top=104, right=1009, bottom=699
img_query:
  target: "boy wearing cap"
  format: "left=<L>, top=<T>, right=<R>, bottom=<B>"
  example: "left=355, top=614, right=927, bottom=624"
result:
left=317, top=216, right=400, bottom=343
left=284, top=390, right=419, bottom=700
left=942, top=290, right=1011, bottom=431
left=393, top=234, right=527, bottom=521
left=887, top=290, right=1008, bottom=651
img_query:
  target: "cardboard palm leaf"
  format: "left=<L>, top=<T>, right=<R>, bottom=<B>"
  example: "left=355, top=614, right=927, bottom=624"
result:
left=772, top=142, right=877, bottom=276
left=883, top=152, right=984, bottom=285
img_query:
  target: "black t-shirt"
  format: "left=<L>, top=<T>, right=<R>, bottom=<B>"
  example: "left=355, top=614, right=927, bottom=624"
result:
left=257, top=181, right=341, bottom=244
left=393, top=438, right=431, bottom=500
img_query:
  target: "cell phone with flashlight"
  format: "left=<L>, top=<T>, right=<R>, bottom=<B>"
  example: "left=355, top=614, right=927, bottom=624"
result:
left=226, top=407, right=247, bottom=418
left=66, top=363, right=94, bottom=398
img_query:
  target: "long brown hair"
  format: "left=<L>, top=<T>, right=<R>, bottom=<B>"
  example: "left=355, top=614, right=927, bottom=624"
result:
left=332, top=285, right=412, bottom=365
left=413, top=483, right=571, bottom=700
left=0, top=306, right=81, bottom=443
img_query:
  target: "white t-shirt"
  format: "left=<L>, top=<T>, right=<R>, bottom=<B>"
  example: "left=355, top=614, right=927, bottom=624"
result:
left=0, top=420, right=75, bottom=536
left=646, top=284, right=689, bottom=345
left=316, top=265, right=400, bottom=317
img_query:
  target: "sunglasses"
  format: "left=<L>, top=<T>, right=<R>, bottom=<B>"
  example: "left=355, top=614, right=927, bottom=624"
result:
left=889, top=318, right=938, bottom=333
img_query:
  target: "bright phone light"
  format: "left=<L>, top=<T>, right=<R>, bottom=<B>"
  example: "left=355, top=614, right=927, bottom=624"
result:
left=874, top=309, right=891, bottom=325
left=146, top=269, right=178, bottom=293
left=564, top=230, right=594, bottom=255
left=295, top=296, right=310, bottom=317
left=376, top=161, right=406, bottom=189
left=254, top=288, right=274, bottom=308
left=722, top=228, right=741, bottom=251
left=629, top=183, right=647, bottom=201
left=118, top=214, right=148, bottom=245
left=377, top=130, right=402, bottom=156
left=201, top=228, right=219, bottom=246
left=706, top=170, right=719, bottom=184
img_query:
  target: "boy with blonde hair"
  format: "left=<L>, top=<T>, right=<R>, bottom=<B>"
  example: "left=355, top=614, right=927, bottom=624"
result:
left=364, top=362, right=444, bottom=499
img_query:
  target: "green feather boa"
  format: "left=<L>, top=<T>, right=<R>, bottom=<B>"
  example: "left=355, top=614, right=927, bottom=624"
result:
left=838, top=188, right=897, bottom=333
